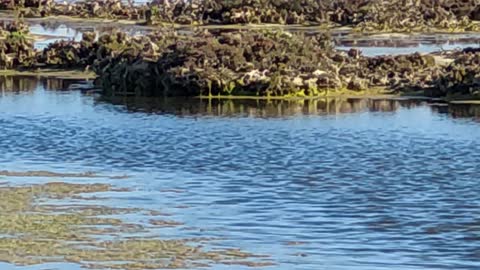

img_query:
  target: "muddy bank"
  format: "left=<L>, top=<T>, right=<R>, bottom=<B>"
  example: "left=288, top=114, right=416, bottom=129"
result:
left=4, top=0, right=480, bottom=33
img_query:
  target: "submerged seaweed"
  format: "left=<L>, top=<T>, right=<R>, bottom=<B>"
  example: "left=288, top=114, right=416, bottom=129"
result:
left=0, top=181, right=272, bottom=269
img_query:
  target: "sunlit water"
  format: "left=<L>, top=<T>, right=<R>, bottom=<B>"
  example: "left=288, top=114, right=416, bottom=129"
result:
left=1, top=77, right=480, bottom=269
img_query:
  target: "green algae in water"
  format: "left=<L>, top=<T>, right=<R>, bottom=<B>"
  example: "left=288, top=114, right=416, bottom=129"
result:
left=0, top=182, right=273, bottom=269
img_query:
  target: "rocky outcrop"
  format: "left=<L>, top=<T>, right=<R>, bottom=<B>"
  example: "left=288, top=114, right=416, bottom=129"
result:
left=3, top=0, right=480, bottom=32
left=0, top=20, right=479, bottom=99
left=92, top=30, right=445, bottom=97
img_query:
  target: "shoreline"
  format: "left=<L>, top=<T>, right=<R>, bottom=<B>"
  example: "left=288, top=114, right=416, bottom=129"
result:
left=6, top=14, right=480, bottom=35
left=0, top=69, right=96, bottom=80
left=2, top=71, right=480, bottom=107
left=5, top=0, right=480, bottom=34
left=3, top=10, right=480, bottom=36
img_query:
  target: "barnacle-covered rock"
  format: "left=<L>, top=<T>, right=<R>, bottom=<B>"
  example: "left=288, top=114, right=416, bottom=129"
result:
left=432, top=52, right=480, bottom=97
left=0, top=16, right=479, bottom=99
left=94, top=30, right=345, bottom=97
left=92, top=28, right=480, bottom=98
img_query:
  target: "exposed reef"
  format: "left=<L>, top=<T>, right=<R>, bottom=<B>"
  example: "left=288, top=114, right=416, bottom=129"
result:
left=90, top=29, right=480, bottom=99
left=0, top=20, right=480, bottom=99
left=3, top=0, right=480, bottom=33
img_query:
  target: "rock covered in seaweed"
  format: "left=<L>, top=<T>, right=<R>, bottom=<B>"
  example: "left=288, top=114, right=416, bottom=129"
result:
left=432, top=51, right=480, bottom=97
left=94, top=30, right=347, bottom=97
left=92, top=29, right=478, bottom=98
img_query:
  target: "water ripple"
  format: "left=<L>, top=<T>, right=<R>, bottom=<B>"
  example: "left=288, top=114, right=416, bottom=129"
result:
left=1, top=79, right=480, bottom=269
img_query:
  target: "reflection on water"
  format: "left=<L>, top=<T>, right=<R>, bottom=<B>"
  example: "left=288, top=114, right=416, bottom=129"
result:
left=100, top=96, right=428, bottom=117
left=436, top=103, right=480, bottom=119
left=0, top=76, right=39, bottom=93
left=2, top=77, right=480, bottom=270
left=336, top=34, right=480, bottom=56
left=2, top=76, right=480, bottom=120
left=0, top=76, right=83, bottom=93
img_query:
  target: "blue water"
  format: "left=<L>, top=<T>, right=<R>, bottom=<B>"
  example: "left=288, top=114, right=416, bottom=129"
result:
left=1, top=78, right=480, bottom=269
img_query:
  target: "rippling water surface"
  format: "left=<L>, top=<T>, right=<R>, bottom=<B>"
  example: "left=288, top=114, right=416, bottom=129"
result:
left=2, top=77, right=480, bottom=269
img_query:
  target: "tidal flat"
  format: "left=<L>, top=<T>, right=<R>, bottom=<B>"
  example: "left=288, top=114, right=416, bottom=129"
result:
left=2, top=1, right=480, bottom=270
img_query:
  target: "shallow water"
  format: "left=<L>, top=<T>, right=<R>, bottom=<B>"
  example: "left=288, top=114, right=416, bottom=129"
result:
left=27, top=23, right=480, bottom=55
left=30, top=24, right=84, bottom=50
left=1, top=77, right=480, bottom=269
left=336, top=33, right=480, bottom=56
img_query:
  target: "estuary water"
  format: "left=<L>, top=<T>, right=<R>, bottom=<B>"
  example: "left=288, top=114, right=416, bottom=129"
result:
left=1, top=77, right=480, bottom=269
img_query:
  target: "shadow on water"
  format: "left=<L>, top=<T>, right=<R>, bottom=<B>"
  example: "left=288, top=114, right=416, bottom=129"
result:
left=433, top=103, right=480, bottom=120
